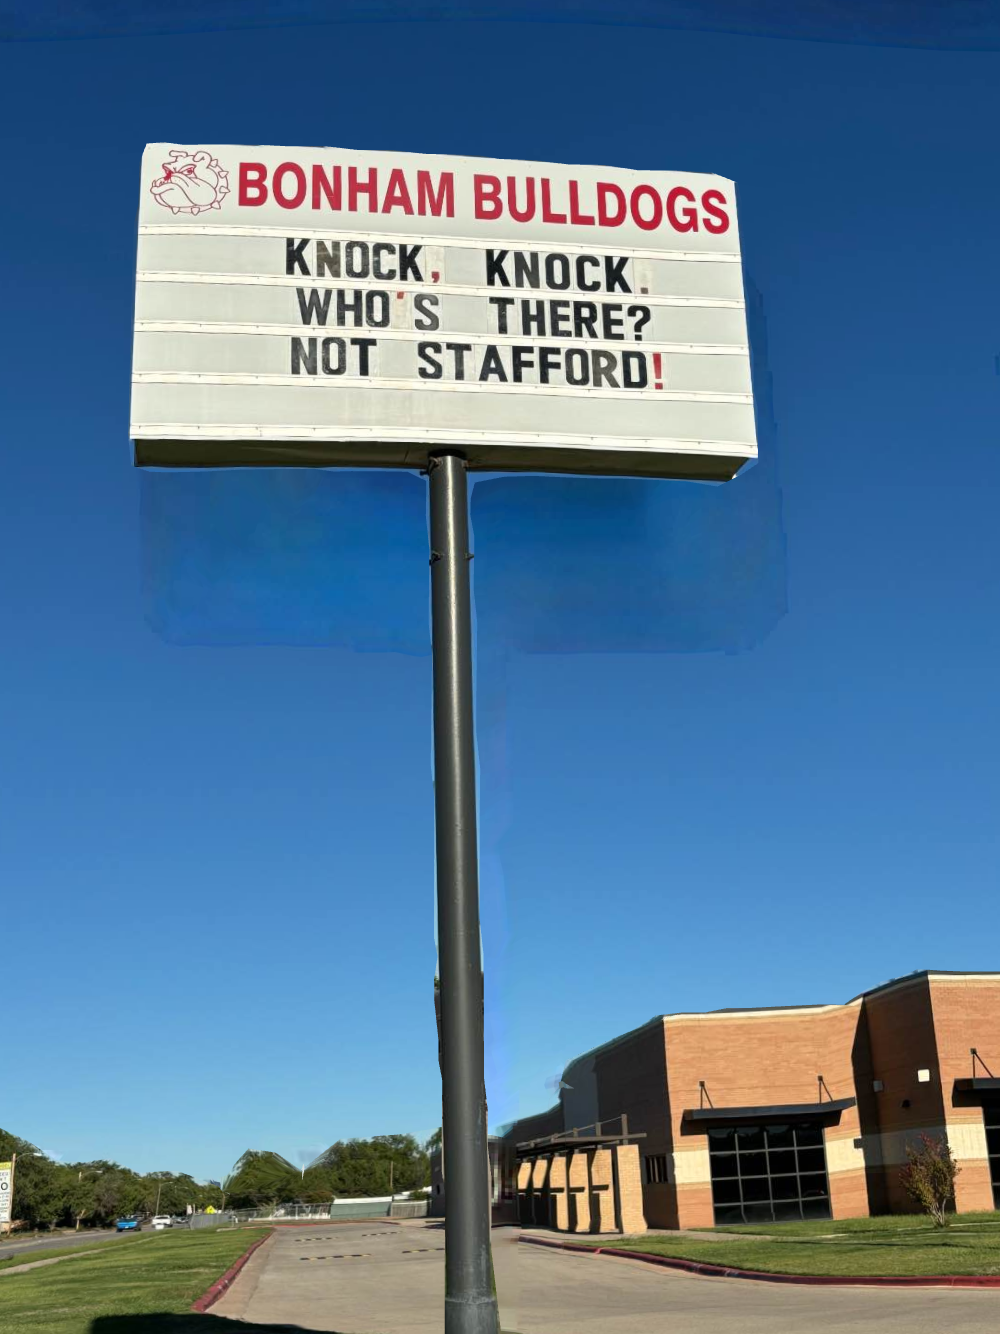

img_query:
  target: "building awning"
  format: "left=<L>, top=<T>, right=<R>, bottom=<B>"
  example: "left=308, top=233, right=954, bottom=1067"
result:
left=953, top=1078, right=1000, bottom=1104
left=682, top=1098, right=856, bottom=1127
left=514, top=1118, right=646, bottom=1158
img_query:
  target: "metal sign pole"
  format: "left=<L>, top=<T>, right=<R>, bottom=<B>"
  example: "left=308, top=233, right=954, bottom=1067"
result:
left=428, top=452, right=499, bottom=1334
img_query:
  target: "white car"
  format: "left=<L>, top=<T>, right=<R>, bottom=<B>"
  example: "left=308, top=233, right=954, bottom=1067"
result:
left=151, top=1216, right=172, bottom=1230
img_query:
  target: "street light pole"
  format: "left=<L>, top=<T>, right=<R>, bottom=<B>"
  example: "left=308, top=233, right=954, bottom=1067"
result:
left=428, top=453, right=499, bottom=1334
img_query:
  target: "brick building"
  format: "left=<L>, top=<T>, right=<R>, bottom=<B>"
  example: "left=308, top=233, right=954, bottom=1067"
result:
left=497, top=971, right=1000, bottom=1231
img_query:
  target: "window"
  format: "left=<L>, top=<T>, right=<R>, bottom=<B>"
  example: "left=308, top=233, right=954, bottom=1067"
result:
left=643, top=1153, right=668, bottom=1184
left=708, top=1121, right=832, bottom=1225
left=984, top=1100, right=1000, bottom=1210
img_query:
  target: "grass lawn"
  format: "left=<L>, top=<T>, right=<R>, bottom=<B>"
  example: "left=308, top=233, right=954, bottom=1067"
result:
left=0, top=1233, right=164, bottom=1274
left=0, top=1225, right=270, bottom=1333
left=567, top=1212, right=1000, bottom=1277
left=721, top=1209, right=1000, bottom=1238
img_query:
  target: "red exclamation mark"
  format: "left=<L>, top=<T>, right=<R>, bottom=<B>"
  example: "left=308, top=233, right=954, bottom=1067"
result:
left=653, top=353, right=663, bottom=389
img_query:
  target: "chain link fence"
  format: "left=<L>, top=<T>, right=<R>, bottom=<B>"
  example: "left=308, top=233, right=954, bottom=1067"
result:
left=227, top=1196, right=429, bottom=1223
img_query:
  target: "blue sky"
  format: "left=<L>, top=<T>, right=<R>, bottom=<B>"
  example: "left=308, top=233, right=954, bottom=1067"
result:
left=2, top=14, right=999, bottom=1182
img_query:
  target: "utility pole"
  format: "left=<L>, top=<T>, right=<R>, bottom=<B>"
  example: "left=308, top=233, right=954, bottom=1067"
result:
left=429, top=453, right=500, bottom=1334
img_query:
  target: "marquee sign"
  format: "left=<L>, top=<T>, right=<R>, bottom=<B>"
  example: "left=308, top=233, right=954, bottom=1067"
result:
left=131, top=144, right=756, bottom=480
left=0, top=1163, right=12, bottom=1228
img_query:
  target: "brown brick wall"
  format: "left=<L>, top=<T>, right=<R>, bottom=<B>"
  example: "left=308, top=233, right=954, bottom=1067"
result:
left=588, top=1148, right=617, bottom=1232
left=505, top=973, right=1000, bottom=1232
left=590, top=1020, right=675, bottom=1226
left=568, top=1150, right=591, bottom=1232
left=929, top=976, right=1000, bottom=1213
left=857, top=975, right=1000, bottom=1214
left=613, top=1144, right=647, bottom=1235
left=664, top=1003, right=865, bottom=1229
left=828, top=1166, right=869, bottom=1220
left=862, top=977, right=943, bottom=1137
left=675, top=1182, right=714, bottom=1229
left=547, top=1153, right=568, bottom=1230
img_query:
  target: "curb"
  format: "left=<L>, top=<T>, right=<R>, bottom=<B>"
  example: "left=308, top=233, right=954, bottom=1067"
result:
left=191, top=1229, right=273, bottom=1312
left=518, top=1235, right=1000, bottom=1289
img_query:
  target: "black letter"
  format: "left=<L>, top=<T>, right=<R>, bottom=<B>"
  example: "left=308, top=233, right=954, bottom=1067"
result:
left=414, top=293, right=441, bottom=331
left=365, top=290, right=390, bottom=328
left=520, top=300, right=545, bottom=336
left=485, top=250, right=510, bottom=286
left=622, top=351, right=648, bottom=389
left=489, top=296, right=514, bottom=334
left=296, top=288, right=332, bottom=326
left=513, top=252, right=540, bottom=289
left=418, top=343, right=443, bottom=379
left=352, top=338, right=377, bottom=375
left=511, top=345, right=535, bottom=383
left=291, top=336, right=317, bottom=374
left=565, top=348, right=589, bottom=385
left=399, top=245, right=423, bottom=282
left=549, top=301, right=571, bottom=338
left=479, top=346, right=508, bottom=381
left=372, top=242, right=396, bottom=280
left=602, top=305, right=625, bottom=340
left=336, top=289, right=364, bottom=327
left=344, top=241, right=370, bottom=278
left=575, top=255, right=601, bottom=291
left=538, top=347, right=561, bottom=384
left=573, top=302, right=598, bottom=339
left=321, top=337, right=346, bottom=375
left=544, top=254, right=570, bottom=290
left=591, top=349, right=620, bottom=387
left=315, top=241, right=339, bottom=278
left=604, top=255, right=631, bottom=293
left=445, top=342, right=473, bottom=380
left=286, top=238, right=310, bottom=276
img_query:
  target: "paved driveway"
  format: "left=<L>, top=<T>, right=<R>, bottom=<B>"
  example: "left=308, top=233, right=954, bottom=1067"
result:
left=0, top=1228, right=119, bottom=1258
left=212, top=1221, right=1000, bottom=1333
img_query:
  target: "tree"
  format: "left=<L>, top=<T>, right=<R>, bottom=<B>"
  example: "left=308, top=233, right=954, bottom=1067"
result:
left=900, top=1133, right=960, bottom=1226
left=142, top=1171, right=209, bottom=1217
left=425, top=1128, right=442, bottom=1154
left=193, top=1180, right=224, bottom=1212
left=91, top=1165, right=146, bottom=1224
left=315, top=1134, right=430, bottom=1198
left=65, top=1174, right=98, bottom=1231
left=0, top=1130, right=64, bottom=1229
left=223, top=1151, right=299, bottom=1209
left=0, top=1122, right=432, bottom=1228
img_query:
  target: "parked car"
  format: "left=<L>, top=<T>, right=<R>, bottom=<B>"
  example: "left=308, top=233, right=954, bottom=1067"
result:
left=151, top=1216, right=172, bottom=1230
left=116, top=1216, right=142, bottom=1232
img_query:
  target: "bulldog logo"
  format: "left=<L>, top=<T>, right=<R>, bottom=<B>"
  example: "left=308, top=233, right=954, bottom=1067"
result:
left=150, top=149, right=230, bottom=215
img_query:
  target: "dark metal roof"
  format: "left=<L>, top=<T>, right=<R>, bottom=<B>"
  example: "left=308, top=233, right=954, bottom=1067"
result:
left=515, top=1122, right=646, bottom=1158
left=953, top=1078, right=1000, bottom=1094
left=682, top=1098, right=856, bottom=1126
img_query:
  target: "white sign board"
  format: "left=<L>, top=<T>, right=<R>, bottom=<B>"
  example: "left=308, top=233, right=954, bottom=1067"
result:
left=0, top=1164, right=12, bottom=1226
left=132, top=144, right=756, bottom=480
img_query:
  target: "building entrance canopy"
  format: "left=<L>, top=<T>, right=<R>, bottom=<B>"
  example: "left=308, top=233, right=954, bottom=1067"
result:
left=682, top=1098, right=856, bottom=1128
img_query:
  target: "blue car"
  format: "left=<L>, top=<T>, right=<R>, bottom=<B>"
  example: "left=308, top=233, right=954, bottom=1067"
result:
left=116, top=1216, right=142, bottom=1232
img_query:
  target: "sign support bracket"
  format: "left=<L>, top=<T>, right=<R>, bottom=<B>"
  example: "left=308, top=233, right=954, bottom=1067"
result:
left=428, top=452, right=499, bottom=1334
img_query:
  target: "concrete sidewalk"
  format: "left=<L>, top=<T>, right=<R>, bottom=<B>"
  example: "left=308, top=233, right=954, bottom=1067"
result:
left=210, top=1220, right=1000, bottom=1333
